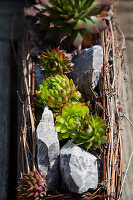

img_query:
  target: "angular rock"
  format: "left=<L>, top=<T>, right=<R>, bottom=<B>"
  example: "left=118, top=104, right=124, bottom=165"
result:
left=35, top=64, right=46, bottom=90
left=60, top=140, right=99, bottom=194
left=69, top=45, right=103, bottom=101
left=37, top=106, right=60, bottom=187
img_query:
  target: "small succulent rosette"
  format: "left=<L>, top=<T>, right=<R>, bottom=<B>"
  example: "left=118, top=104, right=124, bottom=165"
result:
left=40, top=48, right=70, bottom=76
left=55, top=102, right=107, bottom=149
left=35, top=74, right=81, bottom=111
left=55, top=102, right=89, bottom=140
left=17, top=170, right=47, bottom=200
left=71, top=115, right=107, bottom=150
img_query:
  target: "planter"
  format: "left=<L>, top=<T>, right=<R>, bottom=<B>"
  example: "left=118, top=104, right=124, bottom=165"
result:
left=18, top=1, right=124, bottom=199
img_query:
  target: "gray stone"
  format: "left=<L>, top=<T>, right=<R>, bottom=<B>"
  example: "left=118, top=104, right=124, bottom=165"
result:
left=91, top=45, right=103, bottom=89
left=71, top=45, right=103, bottom=89
left=60, top=140, right=99, bottom=194
left=35, top=64, right=46, bottom=90
left=68, top=45, right=103, bottom=101
left=37, top=106, right=60, bottom=187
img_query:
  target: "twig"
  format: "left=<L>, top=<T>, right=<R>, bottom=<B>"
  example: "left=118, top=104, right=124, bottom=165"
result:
left=31, top=59, right=36, bottom=171
left=17, top=91, right=24, bottom=104
left=121, top=113, right=133, bottom=126
left=120, top=152, right=133, bottom=196
left=23, top=103, right=30, bottom=173
left=23, top=55, right=36, bottom=171
left=101, top=30, right=106, bottom=199
left=43, top=192, right=103, bottom=200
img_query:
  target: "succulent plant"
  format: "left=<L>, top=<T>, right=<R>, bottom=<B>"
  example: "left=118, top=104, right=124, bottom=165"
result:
left=55, top=102, right=107, bottom=149
left=55, top=102, right=89, bottom=140
left=71, top=115, right=107, bottom=149
left=17, top=170, right=47, bottom=200
left=35, top=74, right=81, bottom=111
left=40, top=48, right=70, bottom=75
left=35, top=0, right=112, bottom=49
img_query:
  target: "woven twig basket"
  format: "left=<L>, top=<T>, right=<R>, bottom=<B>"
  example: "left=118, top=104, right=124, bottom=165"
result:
left=19, top=1, right=124, bottom=199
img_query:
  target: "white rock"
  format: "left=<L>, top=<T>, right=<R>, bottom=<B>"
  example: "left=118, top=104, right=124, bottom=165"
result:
left=91, top=45, right=103, bottom=89
left=60, top=140, right=99, bottom=194
left=37, top=106, right=60, bottom=187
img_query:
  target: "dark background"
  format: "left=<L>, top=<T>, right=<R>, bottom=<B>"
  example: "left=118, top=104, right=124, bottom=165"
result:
left=0, top=1, right=24, bottom=199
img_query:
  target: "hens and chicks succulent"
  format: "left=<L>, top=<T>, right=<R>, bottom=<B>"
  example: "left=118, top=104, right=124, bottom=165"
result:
left=18, top=170, right=47, bottom=200
left=55, top=103, right=107, bottom=149
left=35, top=74, right=81, bottom=111
left=40, top=48, right=70, bottom=75
left=35, top=0, right=112, bottom=49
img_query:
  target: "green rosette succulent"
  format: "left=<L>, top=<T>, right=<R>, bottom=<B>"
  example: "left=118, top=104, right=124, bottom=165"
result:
left=35, top=74, right=81, bottom=111
left=40, top=48, right=70, bottom=75
left=35, top=0, right=112, bottom=49
left=55, top=102, right=89, bottom=140
left=71, top=115, right=107, bottom=149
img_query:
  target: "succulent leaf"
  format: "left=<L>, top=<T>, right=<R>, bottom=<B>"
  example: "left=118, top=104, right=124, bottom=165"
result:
left=35, top=0, right=112, bottom=49
left=35, top=75, right=81, bottom=111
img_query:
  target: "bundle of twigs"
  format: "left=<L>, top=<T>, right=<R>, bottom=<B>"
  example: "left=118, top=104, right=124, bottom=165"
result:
left=19, top=1, right=124, bottom=200
left=101, top=20, right=124, bottom=200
